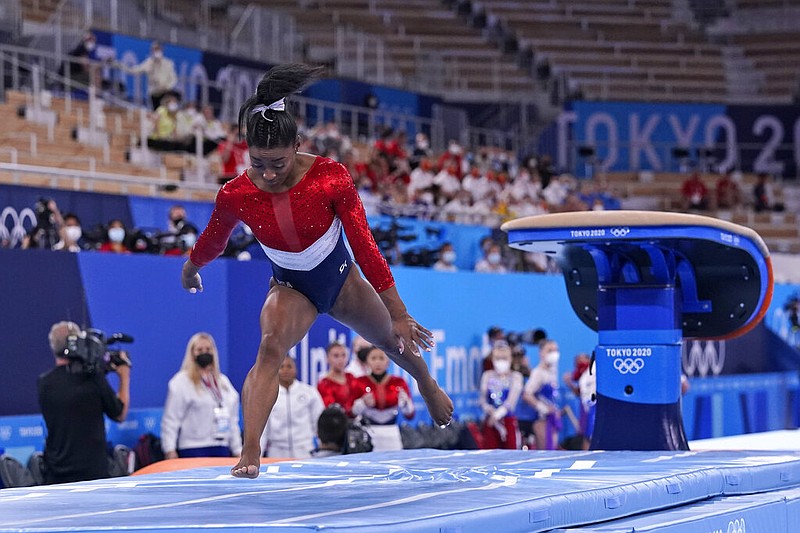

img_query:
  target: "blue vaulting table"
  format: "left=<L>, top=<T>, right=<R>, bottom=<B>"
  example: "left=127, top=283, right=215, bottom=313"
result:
left=502, top=211, right=773, bottom=451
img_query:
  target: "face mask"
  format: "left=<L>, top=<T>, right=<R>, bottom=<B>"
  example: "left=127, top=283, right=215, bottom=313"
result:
left=449, top=145, right=460, bottom=155
left=442, top=250, right=456, bottom=264
left=487, top=252, right=501, bottom=265
left=84, top=41, right=95, bottom=51
left=195, top=352, right=213, bottom=368
left=65, top=226, right=82, bottom=242
left=108, top=227, right=125, bottom=243
left=153, top=50, right=163, bottom=59
left=493, top=359, right=511, bottom=374
left=167, top=102, right=179, bottom=113
left=181, top=233, right=197, bottom=248
left=545, top=351, right=560, bottom=366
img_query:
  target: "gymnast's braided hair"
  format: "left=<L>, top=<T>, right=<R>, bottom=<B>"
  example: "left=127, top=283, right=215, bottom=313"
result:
left=238, top=63, right=324, bottom=149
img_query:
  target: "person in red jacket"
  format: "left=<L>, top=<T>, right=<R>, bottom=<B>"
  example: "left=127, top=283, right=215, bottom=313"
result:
left=317, top=341, right=359, bottom=416
left=352, top=345, right=415, bottom=451
left=181, top=64, right=453, bottom=478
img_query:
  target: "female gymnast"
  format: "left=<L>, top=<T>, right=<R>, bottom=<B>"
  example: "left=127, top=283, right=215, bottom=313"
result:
left=181, top=64, right=454, bottom=478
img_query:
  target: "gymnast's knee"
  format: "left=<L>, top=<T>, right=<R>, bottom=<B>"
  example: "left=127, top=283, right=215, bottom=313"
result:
left=254, top=337, right=287, bottom=368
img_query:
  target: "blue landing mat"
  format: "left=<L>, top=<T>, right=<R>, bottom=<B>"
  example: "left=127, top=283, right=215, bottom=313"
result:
left=557, top=486, right=800, bottom=532
left=2, top=450, right=800, bottom=533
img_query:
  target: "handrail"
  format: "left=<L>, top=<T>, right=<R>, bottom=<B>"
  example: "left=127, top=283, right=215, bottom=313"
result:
left=230, top=4, right=256, bottom=45
left=0, top=162, right=219, bottom=195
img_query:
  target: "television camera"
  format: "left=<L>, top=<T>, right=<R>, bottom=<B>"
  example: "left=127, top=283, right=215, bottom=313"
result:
left=63, top=328, right=133, bottom=374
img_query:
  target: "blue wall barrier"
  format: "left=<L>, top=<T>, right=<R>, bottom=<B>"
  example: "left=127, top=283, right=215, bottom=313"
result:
left=560, top=101, right=800, bottom=178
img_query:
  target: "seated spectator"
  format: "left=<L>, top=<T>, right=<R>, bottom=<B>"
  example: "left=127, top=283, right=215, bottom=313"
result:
left=536, top=154, right=556, bottom=189
left=173, top=100, right=220, bottom=156
left=311, top=406, right=349, bottom=458
left=441, top=190, right=475, bottom=224
left=311, top=120, right=345, bottom=159
left=508, top=167, right=541, bottom=204
left=462, top=166, right=492, bottom=204
left=433, top=161, right=464, bottom=204
left=681, top=172, right=709, bottom=211
left=432, top=242, right=458, bottom=272
left=593, top=179, right=622, bottom=210
left=53, top=213, right=92, bottom=252
left=436, top=140, right=465, bottom=179
left=753, top=172, right=784, bottom=213
left=161, top=332, right=242, bottom=459
left=479, top=340, right=523, bottom=449
left=98, top=219, right=130, bottom=253
left=176, top=101, right=201, bottom=140
left=200, top=105, right=226, bottom=142
left=351, top=346, right=414, bottom=451
left=407, top=158, right=436, bottom=202
left=715, top=170, right=741, bottom=211
left=261, top=356, right=325, bottom=458
left=409, top=132, right=433, bottom=169
left=542, top=174, right=569, bottom=210
left=474, top=242, right=508, bottom=273
left=317, top=341, right=359, bottom=416
left=147, top=94, right=183, bottom=152
left=216, top=124, right=249, bottom=184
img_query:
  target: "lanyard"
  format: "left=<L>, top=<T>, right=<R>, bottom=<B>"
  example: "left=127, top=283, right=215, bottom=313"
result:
left=201, top=373, right=223, bottom=406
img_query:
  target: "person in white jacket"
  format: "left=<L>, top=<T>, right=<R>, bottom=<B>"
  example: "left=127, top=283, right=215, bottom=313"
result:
left=161, top=332, right=242, bottom=459
left=260, top=356, right=325, bottom=458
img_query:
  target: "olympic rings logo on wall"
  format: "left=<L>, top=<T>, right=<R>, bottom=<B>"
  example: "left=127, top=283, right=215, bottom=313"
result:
left=0, top=206, right=37, bottom=248
left=682, top=340, right=726, bottom=377
left=610, top=227, right=630, bottom=237
left=613, top=358, right=645, bottom=374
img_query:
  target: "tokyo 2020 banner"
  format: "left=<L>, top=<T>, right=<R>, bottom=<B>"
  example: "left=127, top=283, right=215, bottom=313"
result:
left=556, top=101, right=800, bottom=178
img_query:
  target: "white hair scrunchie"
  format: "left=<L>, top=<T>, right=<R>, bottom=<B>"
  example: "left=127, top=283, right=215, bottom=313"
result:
left=251, top=98, right=286, bottom=121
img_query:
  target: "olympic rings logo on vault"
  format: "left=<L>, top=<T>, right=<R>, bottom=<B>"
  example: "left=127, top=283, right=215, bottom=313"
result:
left=610, top=227, right=631, bottom=237
left=613, top=358, right=645, bottom=374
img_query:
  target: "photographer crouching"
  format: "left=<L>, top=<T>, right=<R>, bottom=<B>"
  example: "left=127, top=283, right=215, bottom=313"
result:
left=37, top=321, right=132, bottom=484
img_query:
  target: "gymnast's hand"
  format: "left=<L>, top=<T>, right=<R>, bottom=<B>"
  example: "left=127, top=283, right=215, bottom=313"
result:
left=181, top=260, right=204, bottom=294
left=393, top=315, right=434, bottom=357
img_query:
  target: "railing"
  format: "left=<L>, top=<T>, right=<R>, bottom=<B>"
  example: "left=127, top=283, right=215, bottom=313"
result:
left=0, top=161, right=218, bottom=196
left=228, top=5, right=299, bottom=65
left=0, top=0, right=22, bottom=42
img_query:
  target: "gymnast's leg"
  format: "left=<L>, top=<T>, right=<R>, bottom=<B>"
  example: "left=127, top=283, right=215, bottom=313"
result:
left=330, top=269, right=454, bottom=426
left=232, top=283, right=318, bottom=478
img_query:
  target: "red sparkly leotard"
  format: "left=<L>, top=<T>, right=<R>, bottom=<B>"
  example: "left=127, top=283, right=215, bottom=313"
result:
left=190, top=156, right=395, bottom=306
left=317, top=372, right=360, bottom=417
left=352, top=374, right=414, bottom=424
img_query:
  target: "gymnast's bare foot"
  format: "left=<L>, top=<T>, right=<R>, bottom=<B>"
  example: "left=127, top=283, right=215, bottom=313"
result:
left=231, top=448, right=261, bottom=478
left=418, top=379, right=454, bottom=427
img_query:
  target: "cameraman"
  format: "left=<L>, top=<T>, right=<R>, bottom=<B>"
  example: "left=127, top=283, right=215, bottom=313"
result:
left=37, top=321, right=131, bottom=484
left=22, top=198, right=66, bottom=250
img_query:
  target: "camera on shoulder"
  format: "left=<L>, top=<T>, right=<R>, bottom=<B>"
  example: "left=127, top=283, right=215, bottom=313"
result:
left=63, top=328, right=134, bottom=374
